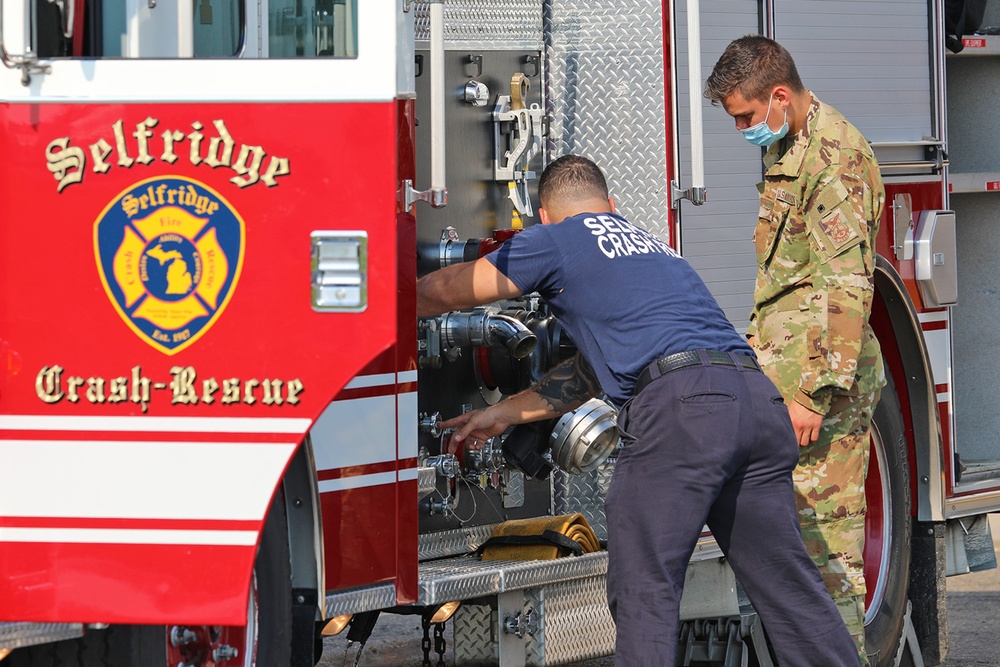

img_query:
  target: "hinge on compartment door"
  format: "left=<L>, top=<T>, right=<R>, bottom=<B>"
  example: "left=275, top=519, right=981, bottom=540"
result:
left=892, top=193, right=915, bottom=261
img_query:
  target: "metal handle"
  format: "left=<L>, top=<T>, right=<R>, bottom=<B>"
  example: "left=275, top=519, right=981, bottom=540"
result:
left=402, top=0, right=448, bottom=211
left=0, top=0, right=51, bottom=85
left=672, top=0, right=707, bottom=208
left=878, top=160, right=949, bottom=170
left=0, top=0, right=23, bottom=70
left=868, top=140, right=943, bottom=148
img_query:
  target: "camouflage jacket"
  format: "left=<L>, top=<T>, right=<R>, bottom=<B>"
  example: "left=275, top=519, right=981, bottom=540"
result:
left=749, top=92, right=886, bottom=415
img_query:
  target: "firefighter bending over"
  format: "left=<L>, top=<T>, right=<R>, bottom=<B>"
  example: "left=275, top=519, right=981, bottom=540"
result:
left=416, top=154, right=860, bottom=665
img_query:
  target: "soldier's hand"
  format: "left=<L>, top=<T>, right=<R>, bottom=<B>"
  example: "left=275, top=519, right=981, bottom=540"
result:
left=788, top=400, right=823, bottom=446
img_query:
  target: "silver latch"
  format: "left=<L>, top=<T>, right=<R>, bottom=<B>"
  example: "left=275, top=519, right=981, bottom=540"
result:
left=311, top=231, right=368, bottom=312
left=503, top=608, right=537, bottom=638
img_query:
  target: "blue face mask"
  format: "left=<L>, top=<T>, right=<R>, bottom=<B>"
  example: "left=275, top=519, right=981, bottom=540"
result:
left=740, top=94, right=789, bottom=147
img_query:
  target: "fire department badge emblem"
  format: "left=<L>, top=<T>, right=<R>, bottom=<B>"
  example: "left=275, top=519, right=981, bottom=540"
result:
left=94, top=176, right=245, bottom=355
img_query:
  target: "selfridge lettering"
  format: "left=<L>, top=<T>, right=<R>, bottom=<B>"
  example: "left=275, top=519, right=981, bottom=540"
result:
left=121, top=184, right=220, bottom=218
left=44, top=118, right=291, bottom=192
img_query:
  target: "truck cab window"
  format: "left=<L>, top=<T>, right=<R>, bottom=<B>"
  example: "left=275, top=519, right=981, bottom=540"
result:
left=103, top=0, right=247, bottom=57
left=33, top=0, right=357, bottom=58
left=269, top=0, right=357, bottom=57
left=193, top=0, right=245, bottom=57
left=35, top=0, right=72, bottom=57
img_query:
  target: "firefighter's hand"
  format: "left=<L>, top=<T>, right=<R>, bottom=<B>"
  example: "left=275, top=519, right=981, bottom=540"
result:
left=439, top=407, right=511, bottom=454
left=788, top=400, right=823, bottom=447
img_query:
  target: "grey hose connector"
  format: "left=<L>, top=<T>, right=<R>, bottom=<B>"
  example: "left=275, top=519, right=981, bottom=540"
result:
left=442, top=310, right=537, bottom=360
left=484, top=314, right=537, bottom=359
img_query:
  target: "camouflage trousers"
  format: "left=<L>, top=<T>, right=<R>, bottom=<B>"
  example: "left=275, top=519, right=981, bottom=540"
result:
left=793, top=390, right=878, bottom=664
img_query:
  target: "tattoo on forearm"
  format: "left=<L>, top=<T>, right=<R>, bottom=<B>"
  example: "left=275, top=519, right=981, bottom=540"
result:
left=534, top=353, right=601, bottom=414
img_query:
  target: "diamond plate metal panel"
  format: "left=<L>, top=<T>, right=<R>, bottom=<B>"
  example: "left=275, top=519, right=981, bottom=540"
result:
left=453, top=603, right=497, bottom=665
left=417, top=552, right=608, bottom=605
left=551, top=457, right=725, bottom=560
left=418, top=466, right=437, bottom=500
left=551, top=457, right=615, bottom=541
left=324, top=582, right=397, bottom=618
left=419, top=523, right=497, bottom=561
left=527, top=576, right=616, bottom=665
left=414, top=0, right=543, bottom=50
left=0, top=622, right=83, bottom=650
left=503, top=469, right=525, bottom=508
left=545, top=0, right=669, bottom=239
left=450, top=578, right=615, bottom=666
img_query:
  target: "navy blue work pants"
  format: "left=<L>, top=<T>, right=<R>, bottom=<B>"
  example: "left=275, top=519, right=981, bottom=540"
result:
left=605, top=355, right=859, bottom=666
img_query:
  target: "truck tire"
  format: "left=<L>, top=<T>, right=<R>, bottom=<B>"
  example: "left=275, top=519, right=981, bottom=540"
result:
left=7, top=495, right=293, bottom=667
left=863, top=368, right=913, bottom=667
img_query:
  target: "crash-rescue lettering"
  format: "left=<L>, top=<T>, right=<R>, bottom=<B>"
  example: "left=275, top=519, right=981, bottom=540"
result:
left=582, top=214, right=680, bottom=260
left=35, top=365, right=304, bottom=413
left=44, top=118, right=290, bottom=193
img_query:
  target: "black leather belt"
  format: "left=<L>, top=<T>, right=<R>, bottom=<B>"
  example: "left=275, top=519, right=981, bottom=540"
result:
left=633, top=349, right=761, bottom=396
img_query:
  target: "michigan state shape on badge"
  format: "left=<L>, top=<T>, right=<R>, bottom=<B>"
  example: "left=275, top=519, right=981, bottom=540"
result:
left=94, top=176, right=245, bottom=355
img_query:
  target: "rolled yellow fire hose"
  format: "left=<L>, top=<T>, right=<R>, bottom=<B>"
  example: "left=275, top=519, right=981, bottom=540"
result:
left=480, top=513, right=600, bottom=561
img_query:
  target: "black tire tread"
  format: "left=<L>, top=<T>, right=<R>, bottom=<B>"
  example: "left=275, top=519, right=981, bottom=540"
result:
left=864, top=366, right=913, bottom=667
left=7, top=625, right=120, bottom=667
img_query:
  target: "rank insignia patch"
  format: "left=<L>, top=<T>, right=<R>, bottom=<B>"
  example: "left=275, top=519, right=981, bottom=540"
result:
left=817, top=207, right=859, bottom=250
left=94, top=176, right=245, bottom=355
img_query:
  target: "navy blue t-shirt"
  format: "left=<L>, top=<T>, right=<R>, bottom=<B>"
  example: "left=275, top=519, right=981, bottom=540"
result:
left=487, top=212, right=752, bottom=406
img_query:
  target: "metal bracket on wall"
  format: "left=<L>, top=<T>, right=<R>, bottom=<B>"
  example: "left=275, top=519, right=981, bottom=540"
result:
left=521, top=54, right=539, bottom=77
left=671, top=180, right=707, bottom=208
left=402, top=179, right=447, bottom=211
left=892, top=193, right=915, bottom=261
left=465, top=53, right=483, bottom=77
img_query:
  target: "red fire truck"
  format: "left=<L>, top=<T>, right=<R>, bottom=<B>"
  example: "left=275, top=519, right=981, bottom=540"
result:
left=2, top=0, right=999, bottom=665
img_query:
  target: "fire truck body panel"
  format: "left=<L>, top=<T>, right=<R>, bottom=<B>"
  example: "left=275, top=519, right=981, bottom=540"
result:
left=314, top=362, right=419, bottom=596
left=944, top=12, right=1000, bottom=515
left=0, top=90, right=413, bottom=625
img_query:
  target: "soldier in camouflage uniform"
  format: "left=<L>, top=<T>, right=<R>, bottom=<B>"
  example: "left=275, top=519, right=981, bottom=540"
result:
left=706, top=36, right=886, bottom=664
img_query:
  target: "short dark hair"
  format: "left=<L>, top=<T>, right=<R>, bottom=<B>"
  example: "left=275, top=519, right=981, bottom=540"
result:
left=537, top=155, right=609, bottom=208
left=704, top=35, right=805, bottom=104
